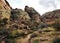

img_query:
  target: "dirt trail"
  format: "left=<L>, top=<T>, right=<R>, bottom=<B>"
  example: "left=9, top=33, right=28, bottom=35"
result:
left=16, top=31, right=60, bottom=43
left=17, top=34, right=31, bottom=43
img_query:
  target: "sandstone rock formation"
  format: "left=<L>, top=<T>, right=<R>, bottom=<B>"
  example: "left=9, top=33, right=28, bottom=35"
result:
left=42, top=10, right=60, bottom=25
left=25, top=6, right=41, bottom=23
left=0, top=0, right=60, bottom=43
left=0, top=0, right=11, bottom=20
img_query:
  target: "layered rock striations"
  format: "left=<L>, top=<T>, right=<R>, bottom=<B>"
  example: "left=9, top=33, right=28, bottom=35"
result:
left=42, top=10, right=60, bottom=25
left=0, top=0, right=60, bottom=43
left=25, top=6, right=42, bottom=23
left=0, top=0, right=11, bottom=20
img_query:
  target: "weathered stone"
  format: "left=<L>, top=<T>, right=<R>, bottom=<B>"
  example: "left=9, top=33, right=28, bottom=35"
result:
left=42, top=10, right=60, bottom=25
left=0, top=0, right=11, bottom=20
left=11, top=8, right=30, bottom=21
left=25, top=6, right=41, bottom=23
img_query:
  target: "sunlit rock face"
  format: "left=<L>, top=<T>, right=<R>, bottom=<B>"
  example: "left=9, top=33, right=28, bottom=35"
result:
left=24, top=6, right=42, bottom=23
left=42, top=10, right=60, bottom=25
left=0, top=0, right=11, bottom=20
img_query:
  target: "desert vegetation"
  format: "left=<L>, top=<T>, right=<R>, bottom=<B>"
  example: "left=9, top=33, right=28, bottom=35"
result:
left=0, top=0, right=60, bottom=43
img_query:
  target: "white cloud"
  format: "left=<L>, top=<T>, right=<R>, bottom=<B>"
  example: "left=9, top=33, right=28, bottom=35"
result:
left=40, top=0, right=56, bottom=8
left=7, top=0, right=60, bottom=15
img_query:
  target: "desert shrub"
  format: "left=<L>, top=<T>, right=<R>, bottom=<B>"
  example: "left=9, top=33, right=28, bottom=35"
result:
left=52, top=38, right=60, bottom=43
left=3, top=18, right=8, bottom=24
left=0, top=29, right=9, bottom=35
left=16, top=29, right=25, bottom=37
left=8, top=30, right=17, bottom=38
left=30, top=26, right=38, bottom=31
left=10, top=12, right=18, bottom=20
left=5, top=38, right=16, bottom=43
left=30, top=33, right=37, bottom=38
left=8, top=29, right=25, bottom=38
left=28, top=20, right=38, bottom=31
left=38, top=22, right=48, bottom=29
left=53, top=18, right=60, bottom=30
left=32, top=39, right=40, bottom=43
left=0, top=18, right=8, bottom=26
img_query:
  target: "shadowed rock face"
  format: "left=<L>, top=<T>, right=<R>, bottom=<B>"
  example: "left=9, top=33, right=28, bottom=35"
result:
left=10, top=8, right=31, bottom=31
left=25, top=6, right=42, bottom=23
left=11, top=8, right=30, bottom=21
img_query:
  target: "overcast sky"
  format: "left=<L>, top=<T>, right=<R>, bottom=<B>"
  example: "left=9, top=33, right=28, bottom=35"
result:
left=7, top=0, right=60, bottom=15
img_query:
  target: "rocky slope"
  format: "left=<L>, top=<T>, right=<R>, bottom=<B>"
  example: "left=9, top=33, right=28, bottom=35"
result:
left=0, top=0, right=60, bottom=43
left=10, top=8, right=31, bottom=31
left=42, top=10, right=60, bottom=25
left=25, top=6, right=42, bottom=23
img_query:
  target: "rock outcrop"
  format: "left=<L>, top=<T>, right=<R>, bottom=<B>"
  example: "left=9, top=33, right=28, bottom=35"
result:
left=10, top=8, right=31, bottom=31
left=25, top=6, right=41, bottom=23
left=42, top=10, right=60, bottom=25
left=0, top=0, right=60, bottom=43
left=11, top=8, right=30, bottom=21
left=0, top=0, right=11, bottom=20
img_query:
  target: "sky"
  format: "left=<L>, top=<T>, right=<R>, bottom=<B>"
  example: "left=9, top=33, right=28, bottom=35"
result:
left=7, top=0, right=60, bottom=15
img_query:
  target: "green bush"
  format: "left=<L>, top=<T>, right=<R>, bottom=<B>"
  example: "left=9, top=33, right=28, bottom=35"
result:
left=0, top=18, right=8, bottom=26
left=8, top=29, right=25, bottom=38
left=32, top=39, right=39, bottom=43
left=53, top=18, right=60, bottom=30
left=0, top=29, right=9, bottom=35
left=5, top=38, right=16, bottom=43
left=52, top=38, right=60, bottom=43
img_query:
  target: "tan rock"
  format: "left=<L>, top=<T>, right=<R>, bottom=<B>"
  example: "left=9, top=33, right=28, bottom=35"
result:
left=0, top=0, right=11, bottom=20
